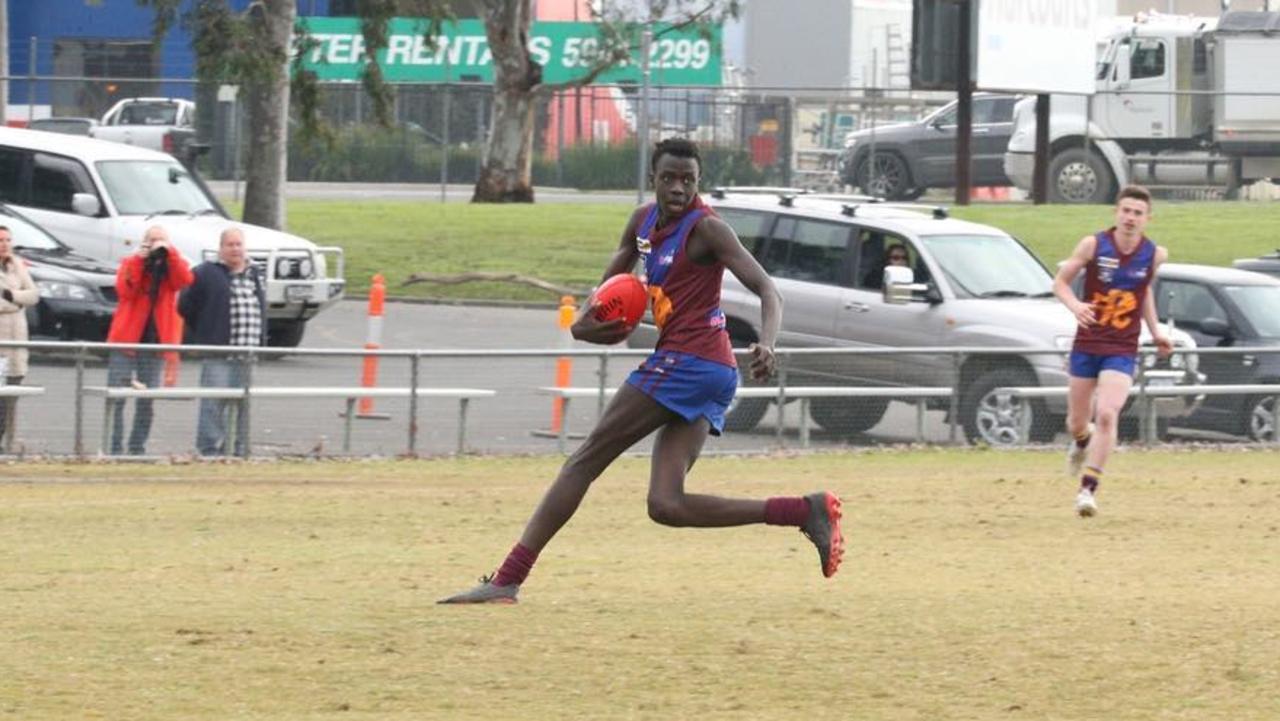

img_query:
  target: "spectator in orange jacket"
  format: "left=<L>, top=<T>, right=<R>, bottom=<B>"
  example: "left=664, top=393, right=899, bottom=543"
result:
left=105, top=225, right=193, bottom=455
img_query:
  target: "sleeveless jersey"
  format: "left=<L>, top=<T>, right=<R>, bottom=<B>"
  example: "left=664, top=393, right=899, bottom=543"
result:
left=635, top=199, right=736, bottom=367
left=1073, top=229, right=1156, bottom=356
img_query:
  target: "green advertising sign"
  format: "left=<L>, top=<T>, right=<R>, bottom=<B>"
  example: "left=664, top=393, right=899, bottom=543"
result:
left=297, top=18, right=721, bottom=86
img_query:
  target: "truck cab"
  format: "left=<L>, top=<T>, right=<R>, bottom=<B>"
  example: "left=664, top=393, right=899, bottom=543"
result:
left=0, top=127, right=344, bottom=347
left=1005, top=11, right=1280, bottom=202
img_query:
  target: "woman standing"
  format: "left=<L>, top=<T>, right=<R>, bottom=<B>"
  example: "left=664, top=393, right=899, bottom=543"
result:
left=0, top=225, right=40, bottom=449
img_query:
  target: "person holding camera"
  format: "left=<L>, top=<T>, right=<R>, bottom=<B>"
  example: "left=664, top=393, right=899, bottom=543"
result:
left=0, top=225, right=40, bottom=450
left=104, top=225, right=193, bottom=455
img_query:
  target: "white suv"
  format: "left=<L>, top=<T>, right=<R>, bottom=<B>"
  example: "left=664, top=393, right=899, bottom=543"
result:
left=0, top=127, right=344, bottom=346
left=630, top=189, right=1202, bottom=445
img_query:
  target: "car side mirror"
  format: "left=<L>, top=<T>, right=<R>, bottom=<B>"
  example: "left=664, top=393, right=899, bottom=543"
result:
left=1199, top=317, right=1231, bottom=338
left=71, top=193, right=101, bottom=217
left=883, top=265, right=930, bottom=305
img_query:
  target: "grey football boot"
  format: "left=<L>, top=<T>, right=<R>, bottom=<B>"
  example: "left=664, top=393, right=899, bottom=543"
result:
left=438, top=574, right=520, bottom=604
left=800, top=491, right=845, bottom=578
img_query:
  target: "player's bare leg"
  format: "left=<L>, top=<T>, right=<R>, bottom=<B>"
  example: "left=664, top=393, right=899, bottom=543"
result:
left=646, top=416, right=844, bottom=576
left=1075, top=370, right=1133, bottom=517
left=1065, top=376, right=1097, bottom=477
left=438, top=385, right=671, bottom=603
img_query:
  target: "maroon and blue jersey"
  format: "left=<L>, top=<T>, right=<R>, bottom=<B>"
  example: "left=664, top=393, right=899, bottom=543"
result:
left=1073, top=228, right=1156, bottom=356
left=635, top=197, right=736, bottom=368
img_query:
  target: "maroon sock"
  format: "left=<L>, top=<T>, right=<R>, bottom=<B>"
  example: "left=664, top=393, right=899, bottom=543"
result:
left=493, top=543, right=539, bottom=587
left=1081, top=466, right=1102, bottom=494
left=764, top=496, right=810, bottom=527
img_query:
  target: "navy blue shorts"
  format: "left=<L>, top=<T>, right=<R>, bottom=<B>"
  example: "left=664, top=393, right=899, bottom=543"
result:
left=1069, top=350, right=1137, bottom=379
left=626, top=350, right=738, bottom=435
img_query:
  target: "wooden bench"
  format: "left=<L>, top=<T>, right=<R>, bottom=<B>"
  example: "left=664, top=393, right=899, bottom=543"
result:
left=537, top=385, right=953, bottom=451
left=82, top=386, right=496, bottom=455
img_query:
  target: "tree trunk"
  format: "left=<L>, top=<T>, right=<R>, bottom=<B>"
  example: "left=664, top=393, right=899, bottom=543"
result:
left=241, top=0, right=294, bottom=230
left=473, top=0, right=539, bottom=203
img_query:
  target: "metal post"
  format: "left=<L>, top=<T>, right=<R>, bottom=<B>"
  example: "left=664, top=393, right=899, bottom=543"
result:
left=556, top=91, right=565, bottom=186
left=869, top=51, right=878, bottom=195
left=774, top=362, right=788, bottom=447
left=1033, top=94, right=1050, bottom=204
left=948, top=352, right=961, bottom=444
left=408, top=354, right=420, bottom=456
left=1271, top=394, right=1279, bottom=446
left=596, top=354, right=608, bottom=421
left=74, top=345, right=86, bottom=459
left=240, top=352, right=254, bottom=458
left=456, top=398, right=469, bottom=454
left=27, top=36, right=35, bottom=122
left=637, top=24, right=653, bottom=205
left=343, top=398, right=355, bottom=454
left=441, top=82, right=451, bottom=204
left=955, top=0, right=973, bottom=206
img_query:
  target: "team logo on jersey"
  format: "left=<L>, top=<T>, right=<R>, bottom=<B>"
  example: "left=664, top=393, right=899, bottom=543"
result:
left=1097, top=256, right=1120, bottom=284
left=636, top=236, right=651, bottom=254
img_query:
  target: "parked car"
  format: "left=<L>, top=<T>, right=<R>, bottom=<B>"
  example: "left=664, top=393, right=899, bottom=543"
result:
left=1232, top=249, right=1280, bottom=280
left=28, top=117, right=100, bottom=137
left=91, top=97, right=196, bottom=156
left=0, top=126, right=345, bottom=347
left=629, top=189, right=1202, bottom=445
left=837, top=94, right=1019, bottom=200
left=1156, top=263, right=1280, bottom=441
left=1, top=203, right=116, bottom=341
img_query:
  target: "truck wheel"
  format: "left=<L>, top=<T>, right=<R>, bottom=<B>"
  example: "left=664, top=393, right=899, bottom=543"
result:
left=856, top=153, right=913, bottom=200
left=1049, top=148, right=1117, bottom=204
left=960, top=367, right=1054, bottom=446
left=267, top=320, right=307, bottom=348
left=1242, top=395, right=1276, bottom=441
left=723, top=336, right=771, bottom=432
left=809, top=397, right=889, bottom=435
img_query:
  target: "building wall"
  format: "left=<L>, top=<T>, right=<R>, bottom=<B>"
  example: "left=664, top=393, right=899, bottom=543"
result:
left=745, top=0, right=855, bottom=89
left=5, top=0, right=332, bottom=120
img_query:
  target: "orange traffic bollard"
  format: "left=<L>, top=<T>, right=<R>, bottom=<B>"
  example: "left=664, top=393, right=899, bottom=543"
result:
left=358, top=274, right=386, bottom=417
left=550, top=295, right=576, bottom=434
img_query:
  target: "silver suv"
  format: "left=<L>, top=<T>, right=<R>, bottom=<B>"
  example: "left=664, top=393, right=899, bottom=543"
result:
left=630, top=189, right=1201, bottom=445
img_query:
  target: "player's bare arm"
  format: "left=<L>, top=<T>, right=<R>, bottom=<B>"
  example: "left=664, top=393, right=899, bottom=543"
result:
left=690, top=216, right=782, bottom=381
left=1144, top=246, right=1172, bottom=357
left=571, top=207, right=646, bottom=345
left=1054, top=235, right=1098, bottom=328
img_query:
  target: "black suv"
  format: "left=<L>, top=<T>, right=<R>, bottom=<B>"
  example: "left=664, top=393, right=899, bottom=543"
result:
left=2, top=203, right=116, bottom=341
left=838, top=94, right=1018, bottom=200
left=1157, top=263, right=1280, bottom=441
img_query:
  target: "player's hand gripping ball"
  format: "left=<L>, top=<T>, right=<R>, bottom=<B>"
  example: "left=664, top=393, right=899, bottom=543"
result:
left=592, top=273, right=648, bottom=330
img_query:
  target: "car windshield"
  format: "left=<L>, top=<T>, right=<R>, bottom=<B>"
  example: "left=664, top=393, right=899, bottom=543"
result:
left=118, top=103, right=178, bottom=125
left=1222, top=285, right=1280, bottom=338
left=0, top=206, right=65, bottom=251
left=919, top=233, right=1054, bottom=299
left=96, top=160, right=219, bottom=216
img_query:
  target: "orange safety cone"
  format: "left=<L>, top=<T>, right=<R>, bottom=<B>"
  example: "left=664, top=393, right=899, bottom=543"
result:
left=531, top=296, right=588, bottom=442
left=551, top=295, right=576, bottom=434
left=358, top=274, right=387, bottom=418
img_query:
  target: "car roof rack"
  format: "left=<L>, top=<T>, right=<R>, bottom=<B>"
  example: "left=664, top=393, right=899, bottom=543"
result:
left=840, top=202, right=950, bottom=219
left=708, top=186, right=815, bottom=201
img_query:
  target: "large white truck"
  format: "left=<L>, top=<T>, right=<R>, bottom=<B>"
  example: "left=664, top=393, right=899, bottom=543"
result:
left=1004, top=11, right=1280, bottom=203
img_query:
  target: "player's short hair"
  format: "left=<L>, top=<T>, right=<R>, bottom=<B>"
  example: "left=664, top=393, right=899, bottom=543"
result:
left=650, top=137, right=701, bottom=173
left=1117, top=184, right=1152, bottom=209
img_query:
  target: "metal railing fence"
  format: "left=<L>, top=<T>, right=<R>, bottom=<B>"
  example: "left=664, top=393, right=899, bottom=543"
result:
left=3, top=340, right=1279, bottom=460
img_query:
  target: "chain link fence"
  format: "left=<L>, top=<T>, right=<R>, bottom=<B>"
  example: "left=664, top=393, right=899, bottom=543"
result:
left=3, top=340, right=1278, bottom=460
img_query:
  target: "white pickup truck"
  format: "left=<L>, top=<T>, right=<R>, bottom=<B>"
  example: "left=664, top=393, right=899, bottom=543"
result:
left=0, top=126, right=345, bottom=346
left=90, top=98, right=197, bottom=156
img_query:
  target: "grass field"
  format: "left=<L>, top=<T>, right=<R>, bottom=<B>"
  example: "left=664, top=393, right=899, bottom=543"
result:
left=224, top=199, right=1280, bottom=300
left=3, top=449, right=1279, bottom=720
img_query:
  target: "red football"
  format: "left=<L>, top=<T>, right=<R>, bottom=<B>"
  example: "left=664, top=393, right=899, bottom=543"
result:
left=592, top=273, right=648, bottom=329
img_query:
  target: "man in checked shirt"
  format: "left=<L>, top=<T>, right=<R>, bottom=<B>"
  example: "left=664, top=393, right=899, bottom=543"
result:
left=179, top=227, right=267, bottom=456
